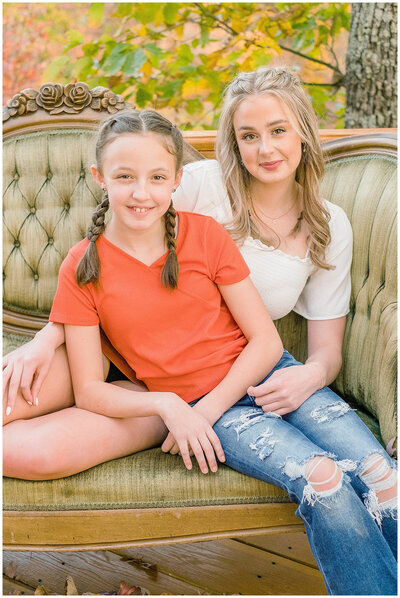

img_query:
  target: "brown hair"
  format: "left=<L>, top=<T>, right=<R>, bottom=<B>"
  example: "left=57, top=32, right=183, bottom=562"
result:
left=216, top=66, right=333, bottom=270
left=76, top=110, right=183, bottom=289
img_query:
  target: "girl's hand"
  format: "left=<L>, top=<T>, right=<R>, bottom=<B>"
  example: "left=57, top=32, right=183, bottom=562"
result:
left=247, top=364, right=324, bottom=416
left=160, top=397, right=225, bottom=474
left=3, top=337, right=54, bottom=413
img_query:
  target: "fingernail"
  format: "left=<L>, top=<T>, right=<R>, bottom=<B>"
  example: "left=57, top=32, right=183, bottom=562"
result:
left=27, top=401, right=33, bottom=406
left=35, top=397, right=39, bottom=406
left=6, top=406, right=11, bottom=416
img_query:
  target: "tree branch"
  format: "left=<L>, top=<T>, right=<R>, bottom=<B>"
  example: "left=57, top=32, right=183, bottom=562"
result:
left=277, top=44, right=343, bottom=74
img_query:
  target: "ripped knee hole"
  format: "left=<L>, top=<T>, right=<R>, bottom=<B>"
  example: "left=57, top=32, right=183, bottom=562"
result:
left=305, top=456, right=343, bottom=495
left=360, top=454, right=397, bottom=503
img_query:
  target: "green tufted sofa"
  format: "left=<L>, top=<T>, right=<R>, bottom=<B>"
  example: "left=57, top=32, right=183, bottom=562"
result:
left=3, top=84, right=397, bottom=551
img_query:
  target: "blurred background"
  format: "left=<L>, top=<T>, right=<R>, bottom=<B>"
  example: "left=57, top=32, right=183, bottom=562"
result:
left=3, top=2, right=397, bottom=129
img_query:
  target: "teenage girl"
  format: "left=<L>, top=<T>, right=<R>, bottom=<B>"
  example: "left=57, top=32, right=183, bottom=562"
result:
left=3, top=69, right=398, bottom=594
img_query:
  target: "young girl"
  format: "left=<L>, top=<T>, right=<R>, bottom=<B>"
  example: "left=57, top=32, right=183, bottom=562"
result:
left=4, top=109, right=283, bottom=478
left=4, top=71, right=397, bottom=594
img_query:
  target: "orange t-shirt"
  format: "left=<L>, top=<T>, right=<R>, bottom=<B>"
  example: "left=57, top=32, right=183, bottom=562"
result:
left=49, top=211, right=250, bottom=402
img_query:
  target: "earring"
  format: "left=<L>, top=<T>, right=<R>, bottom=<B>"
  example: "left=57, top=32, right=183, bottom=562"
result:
left=302, top=143, right=307, bottom=154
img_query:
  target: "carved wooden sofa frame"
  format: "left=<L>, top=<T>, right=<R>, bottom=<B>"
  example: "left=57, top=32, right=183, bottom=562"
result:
left=3, top=83, right=397, bottom=552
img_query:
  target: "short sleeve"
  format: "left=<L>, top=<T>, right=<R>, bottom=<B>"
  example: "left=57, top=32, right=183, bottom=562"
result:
left=173, top=160, right=233, bottom=224
left=49, top=245, right=100, bottom=326
left=293, top=202, right=353, bottom=320
left=205, top=217, right=250, bottom=285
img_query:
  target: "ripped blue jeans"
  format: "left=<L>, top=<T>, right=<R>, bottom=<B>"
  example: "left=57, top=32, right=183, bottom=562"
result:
left=211, top=350, right=398, bottom=596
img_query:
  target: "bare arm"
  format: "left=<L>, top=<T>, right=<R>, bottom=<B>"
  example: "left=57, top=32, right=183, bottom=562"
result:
left=194, top=276, right=283, bottom=425
left=305, top=317, right=346, bottom=386
left=250, top=316, right=346, bottom=415
left=162, top=276, right=283, bottom=461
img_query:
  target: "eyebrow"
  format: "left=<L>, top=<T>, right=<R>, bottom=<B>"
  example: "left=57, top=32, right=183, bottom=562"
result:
left=112, top=166, right=170, bottom=173
left=238, top=119, right=290, bottom=131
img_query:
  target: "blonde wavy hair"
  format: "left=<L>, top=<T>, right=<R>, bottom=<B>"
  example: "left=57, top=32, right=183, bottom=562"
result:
left=216, top=66, right=333, bottom=270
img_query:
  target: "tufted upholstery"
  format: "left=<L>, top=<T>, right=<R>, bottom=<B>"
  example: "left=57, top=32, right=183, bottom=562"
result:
left=3, top=130, right=100, bottom=314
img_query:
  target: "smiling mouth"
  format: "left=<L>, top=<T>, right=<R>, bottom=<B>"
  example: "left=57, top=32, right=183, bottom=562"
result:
left=129, top=206, right=154, bottom=213
left=260, top=161, right=282, bottom=168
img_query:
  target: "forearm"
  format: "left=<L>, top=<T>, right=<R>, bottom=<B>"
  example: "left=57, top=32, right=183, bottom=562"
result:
left=305, top=345, right=343, bottom=389
left=75, top=379, right=174, bottom=419
left=36, top=322, right=65, bottom=349
left=197, top=336, right=283, bottom=424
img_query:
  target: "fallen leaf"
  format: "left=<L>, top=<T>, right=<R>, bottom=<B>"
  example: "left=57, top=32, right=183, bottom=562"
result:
left=34, top=586, right=53, bottom=595
left=5, top=561, right=17, bottom=579
left=65, top=575, right=79, bottom=595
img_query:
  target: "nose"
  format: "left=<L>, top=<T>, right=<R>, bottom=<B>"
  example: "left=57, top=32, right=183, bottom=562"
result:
left=132, top=179, right=148, bottom=201
left=259, top=134, right=274, bottom=156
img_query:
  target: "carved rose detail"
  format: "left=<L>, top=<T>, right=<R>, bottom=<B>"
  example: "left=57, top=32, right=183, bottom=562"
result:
left=91, top=87, right=126, bottom=114
left=3, top=83, right=128, bottom=121
left=3, top=90, right=39, bottom=120
left=36, top=84, right=64, bottom=111
left=64, top=83, right=92, bottom=111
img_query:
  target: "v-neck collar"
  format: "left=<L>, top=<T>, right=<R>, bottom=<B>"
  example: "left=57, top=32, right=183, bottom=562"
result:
left=99, top=213, right=183, bottom=269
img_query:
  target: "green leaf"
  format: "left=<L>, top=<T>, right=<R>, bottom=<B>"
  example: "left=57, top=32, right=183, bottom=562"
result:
left=178, top=44, right=194, bottom=64
left=102, top=43, right=129, bottom=75
left=88, top=3, right=104, bottom=27
left=159, top=80, right=182, bottom=99
left=122, top=48, right=147, bottom=75
left=66, top=29, right=84, bottom=44
left=136, top=86, right=153, bottom=107
left=163, top=3, right=179, bottom=25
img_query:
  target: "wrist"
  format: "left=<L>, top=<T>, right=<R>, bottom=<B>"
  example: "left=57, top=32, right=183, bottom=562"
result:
left=154, top=392, right=181, bottom=419
left=37, top=322, right=64, bottom=348
left=306, top=362, right=326, bottom=390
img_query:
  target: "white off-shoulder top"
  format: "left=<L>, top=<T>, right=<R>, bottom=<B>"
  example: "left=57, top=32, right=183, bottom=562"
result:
left=173, top=160, right=353, bottom=321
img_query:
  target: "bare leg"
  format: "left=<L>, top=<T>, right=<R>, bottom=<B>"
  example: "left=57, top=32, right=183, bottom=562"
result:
left=3, top=344, right=111, bottom=424
left=4, top=405, right=167, bottom=480
left=3, top=347, right=165, bottom=479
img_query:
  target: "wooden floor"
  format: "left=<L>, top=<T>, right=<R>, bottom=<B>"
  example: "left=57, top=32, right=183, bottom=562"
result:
left=3, top=530, right=327, bottom=595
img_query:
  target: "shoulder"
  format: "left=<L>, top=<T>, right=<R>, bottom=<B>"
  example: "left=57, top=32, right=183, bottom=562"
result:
left=60, top=238, right=89, bottom=271
left=323, top=199, right=353, bottom=243
left=178, top=210, right=227, bottom=233
left=182, top=158, right=222, bottom=178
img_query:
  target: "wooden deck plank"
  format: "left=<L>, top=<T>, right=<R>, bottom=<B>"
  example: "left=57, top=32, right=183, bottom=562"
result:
left=235, top=530, right=318, bottom=568
left=113, top=538, right=327, bottom=595
left=3, top=576, right=37, bottom=596
left=3, top=550, right=208, bottom=595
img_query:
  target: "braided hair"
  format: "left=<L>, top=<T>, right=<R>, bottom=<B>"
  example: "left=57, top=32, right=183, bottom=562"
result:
left=76, top=110, right=183, bottom=289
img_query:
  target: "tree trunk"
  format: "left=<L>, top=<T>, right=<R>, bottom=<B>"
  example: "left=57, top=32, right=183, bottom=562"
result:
left=345, top=3, right=397, bottom=128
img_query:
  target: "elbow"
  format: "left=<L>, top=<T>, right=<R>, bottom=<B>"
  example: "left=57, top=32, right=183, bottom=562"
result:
left=273, top=337, right=284, bottom=366
left=73, top=384, right=94, bottom=411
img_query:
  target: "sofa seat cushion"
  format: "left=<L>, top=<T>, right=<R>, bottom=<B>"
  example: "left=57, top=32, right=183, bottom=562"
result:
left=3, top=448, right=290, bottom=511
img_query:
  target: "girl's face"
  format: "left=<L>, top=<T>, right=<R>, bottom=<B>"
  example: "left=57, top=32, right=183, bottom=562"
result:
left=233, top=94, right=303, bottom=187
left=92, top=132, right=182, bottom=235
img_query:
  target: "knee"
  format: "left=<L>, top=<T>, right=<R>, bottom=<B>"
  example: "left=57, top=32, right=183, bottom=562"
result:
left=359, top=453, right=397, bottom=504
left=305, top=456, right=343, bottom=495
left=3, top=421, right=66, bottom=480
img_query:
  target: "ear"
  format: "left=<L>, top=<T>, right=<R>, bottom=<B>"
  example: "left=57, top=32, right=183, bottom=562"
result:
left=174, top=167, right=183, bottom=190
left=91, top=165, right=105, bottom=189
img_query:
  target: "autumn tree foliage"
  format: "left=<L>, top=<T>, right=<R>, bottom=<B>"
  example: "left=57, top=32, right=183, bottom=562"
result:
left=4, top=3, right=350, bottom=128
